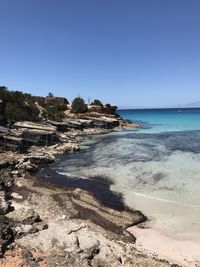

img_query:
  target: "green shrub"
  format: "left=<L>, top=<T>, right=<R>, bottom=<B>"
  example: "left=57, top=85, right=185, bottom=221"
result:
left=72, top=97, right=88, bottom=113
left=91, top=99, right=103, bottom=106
left=0, top=86, right=39, bottom=125
left=105, top=103, right=118, bottom=114
left=45, top=98, right=67, bottom=121
left=5, top=101, right=39, bottom=125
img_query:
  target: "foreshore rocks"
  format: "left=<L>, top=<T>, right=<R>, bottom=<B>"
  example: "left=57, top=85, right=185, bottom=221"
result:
left=0, top=191, right=11, bottom=216
left=15, top=141, right=80, bottom=172
left=0, top=117, right=172, bottom=267
left=0, top=168, right=15, bottom=256
left=0, top=157, right=49, bottom=258
left=16, top=153, right=55, bottom=173
left=0, top=166, right=15, bottom=216
left=0, top=215, right=13, bottom=257
left=7, top=208, right=48, bottom=239
left=2, top=176, right=171, bottom=267
left=0, top=160, right=171, bottom=266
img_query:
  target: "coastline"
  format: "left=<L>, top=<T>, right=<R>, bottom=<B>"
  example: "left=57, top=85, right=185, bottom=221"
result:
left=3, top=173, right=171, bottom=267
left=39, top=126, right=200, bottom=267
left=38, top=130, right=200, bottom=267
left=0, top=121, right=176, bottom=267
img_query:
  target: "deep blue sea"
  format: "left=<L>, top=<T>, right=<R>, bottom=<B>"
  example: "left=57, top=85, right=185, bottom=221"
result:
left=40, top=108, right=200, bottom=240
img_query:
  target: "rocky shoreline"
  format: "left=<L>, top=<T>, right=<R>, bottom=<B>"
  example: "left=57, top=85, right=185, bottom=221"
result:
left=0, top=118, right=176, bottom=267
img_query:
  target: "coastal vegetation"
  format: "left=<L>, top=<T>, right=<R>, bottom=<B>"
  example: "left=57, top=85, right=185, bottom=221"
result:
left=90, top=99, right=103, bottom=106
left=0, top=86, right=39, bottom=125
left=105, top=103, right=118, bottom=114
left=0, top=97, right=146, bottom=266
left=0, top=87, right=150, bottom=267
left=71, top=97, right=88, bottom=113
left=44, top=97, right=68, bottom=121
left=0, top=86, right=118, bottom=126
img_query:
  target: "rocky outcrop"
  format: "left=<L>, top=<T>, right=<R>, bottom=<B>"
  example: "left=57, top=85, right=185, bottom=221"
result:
left=49, top=119, right=93, bottom=130
left=1, top=110, right=139, bottom=154
left=15, top=141, right=80, bottom=172
left=0, top=145, right=171, bottom=267
left=84, top=116, right=120, bottom=129
left=16, top=154, right=55, bottom=172
left=0, top=191, right=11, bottom=216
left=0, top=166, right=14, bottom=216
left=6, top=177, right=171, bottom=267
left=0, top=215, right=14, bottom=257
left=7, top=208, right=48, bottom=239
left=49, top=117, right=120, bottom=130
left=0, top=110, right=144, bottom=266
left=45, top=241, right=100, bottom=267
left=120, top=119, right=140, bottom=128
left=0, top=160, right=49, bottom=257
left=0, top=169, right=14, bottom=256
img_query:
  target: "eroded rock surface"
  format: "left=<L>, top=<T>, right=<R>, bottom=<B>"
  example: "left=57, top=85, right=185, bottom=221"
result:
left=3, top=176, right=171, bottom=267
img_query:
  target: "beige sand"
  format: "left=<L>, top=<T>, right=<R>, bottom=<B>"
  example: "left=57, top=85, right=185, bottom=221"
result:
left=128, top=224, right=200, bottom=267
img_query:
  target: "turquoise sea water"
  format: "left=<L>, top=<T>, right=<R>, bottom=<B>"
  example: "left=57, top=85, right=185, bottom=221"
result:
left=118, top=108, right=200, bottom=133
left=41, top=108, right=200, bottom=237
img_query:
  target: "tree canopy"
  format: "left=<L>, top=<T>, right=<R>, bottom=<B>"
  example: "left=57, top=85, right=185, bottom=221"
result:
left=0, top=87, right=39, bottom=125
left=0, top=86, right=70, bottom=124
left=72, top=97, right=88, bottom=113
left=90, top=99, right=103, bottom=106
left=105, top=103, right=118, bottom=114
left=44, top=98, right=67, bottom=121
left=0, top=86, right=117, bottom=125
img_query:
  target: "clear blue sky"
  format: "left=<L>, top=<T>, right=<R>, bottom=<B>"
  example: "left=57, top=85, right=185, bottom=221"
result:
left=0, top=0, right=200, bottom=108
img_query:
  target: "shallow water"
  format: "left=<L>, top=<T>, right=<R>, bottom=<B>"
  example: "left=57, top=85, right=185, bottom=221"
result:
left=41, top=108, right=200, bottom=238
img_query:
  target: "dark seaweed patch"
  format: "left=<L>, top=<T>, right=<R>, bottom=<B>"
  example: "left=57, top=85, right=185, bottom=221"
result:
left=37, top=169, right=129, bottom=212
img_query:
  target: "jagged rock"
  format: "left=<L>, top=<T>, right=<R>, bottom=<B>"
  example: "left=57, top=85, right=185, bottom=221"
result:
left=21, top=248, right=40, bottom=267
left=14, top=224, right=39, bottom=238
left=0, top=215, right=14, bottom=257
left=0, top=161, right=9, bottom=170
left=16, top=153, right=55, bottom=171
left=11, top=192, right=23, bottom=200
left=81, top=241, right=100, bottom=260
left=16, top=158, right=32, bottom=171
left=29, top=154, right=55, bottom=165
left=7, top=208, right=48, bottom=239
left=54, top=143, right=80, bottom=153
left=0, top=169, right=14, bottom=189
left=5, top=179, right=14, bottom=188
left=0, top=191, right=11, bottom=215
left=25, top=163, right=38, bottom=172
left=9, top=208, right=40, bottom=225
left=33, top=221, right=48, bottom=231
left=47, top=248, right=89, bottom=267
left=90, top=117, right=119, bottom=129
left=11, top=170, right=20, bottom=176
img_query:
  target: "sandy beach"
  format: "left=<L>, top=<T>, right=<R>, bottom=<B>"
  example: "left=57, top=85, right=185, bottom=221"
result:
left=128, top=223, right=200, bottom=267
